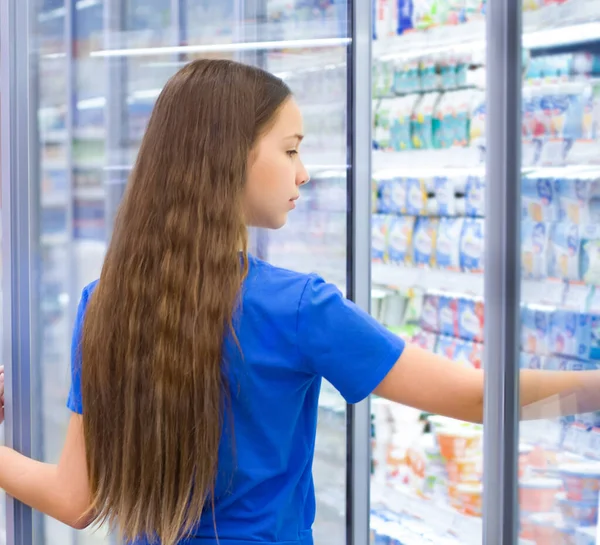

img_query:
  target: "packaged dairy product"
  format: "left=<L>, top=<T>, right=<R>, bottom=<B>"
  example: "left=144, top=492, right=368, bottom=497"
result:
left=393, top=59, right=420, bottom=94
left=435, top=335, right=460, bottom=360
left=374, top=0, right=397, bottom=40
left=436, top=218, right=463, bottom=270
left=373, top=59, right=395, bottom=97
left=453, top=339, right=477, bottom=368
left=420, top=57, right=438, bottom=92
left=438, top=294, right=460, bottom=338
left=521, top=220, right=550, bottom=279
left=521, top=304, right=552, bottom=355
left=469, top=89, right=486, bottom=146
left=420, top=292, right=440, bottom=332
left=377, top=173, right=407, bottom=214
left=412, top=93, right=441, bottom=150
left=459, top=218, right=485, bottom=272
left=580, top=224, right=600, bottom=285
left=520, top=352, right=544, bottom=369
left=388, top=216, right=415, bottom=265
left=406, top=177, right=429, bottom=216
left=465, top=175, right=485, bottom=217
left=433, top=89, right=474, bottom=149
left=555, top=175, right=600, bottom=225
left=412, top=217, right=439, bottom=267
left=372, top=214, right=390, bottom=262
left=549, top=222, right=581, bottom=281
left=390, top=95, right=421, bottom=151
left=396, top=0, right=414, bottom=34
left=521, top=176, right=558, bottom=222
left=432, top=176, right=456, bottom=216
left=458, top=296, right=485, bottom=343
left=550, top=309, right=580, bottom=358
left=374, top=99, right=392, bottom=150
left=413, top=329, right=438, bottom=350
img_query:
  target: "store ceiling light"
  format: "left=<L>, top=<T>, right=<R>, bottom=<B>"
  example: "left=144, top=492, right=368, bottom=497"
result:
left=90, top=37, right=351, bottom=58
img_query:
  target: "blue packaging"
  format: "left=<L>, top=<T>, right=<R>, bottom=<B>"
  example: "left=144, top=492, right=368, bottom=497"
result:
left=580, top=224, right=600, bottom=285
left=436, top=217, right=463, bottom=270
left=438, top=294, right=460, bottom=338
left=521, top=177, right=557, bottom=222
left=458, top=296, right=485, bottom=342
left=550, top=309, right=581, bottom=357
left=521, top=304, right=552, bottom=355
left=435, top=335, right=459, bottom=360
left=412, top=217, right=439, bottom=268
left=378, top=175, right=407, bottom=215
left=521, top=220, right=550, bottom=280
left=421, top=293, right=440, bottom=333
left=396, top=0, right=413, bottom=34
left=465, top=175, right=485, bottom=217
left=405, top=177, right=428, bottom=216
left=372, top=214, right=389, bottom=262
left=387, top=216, right=415, bottom=265
left=549, top=222, right=581, bottom=281
left=459, top=218, right=485, bottom=272
left=433, top=176, right=456, bottom=216
left=520, top=352, right=544, bottom=369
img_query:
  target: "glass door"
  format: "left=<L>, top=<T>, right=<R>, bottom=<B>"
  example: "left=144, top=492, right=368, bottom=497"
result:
left=516, top=4, right=600, bottom=545
left=369, top=3, right=487, bottom=544
left=7, top=0, right=356, bottom=544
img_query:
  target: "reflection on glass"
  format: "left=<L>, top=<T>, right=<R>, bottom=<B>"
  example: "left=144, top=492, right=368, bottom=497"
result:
left=369, top=2, right=487, bottom=544
left=519, top=13, right=600, bottom=545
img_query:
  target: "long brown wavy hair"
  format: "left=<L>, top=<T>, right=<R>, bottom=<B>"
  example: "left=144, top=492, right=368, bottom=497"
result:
left=80, top=59, right=291, bottom=545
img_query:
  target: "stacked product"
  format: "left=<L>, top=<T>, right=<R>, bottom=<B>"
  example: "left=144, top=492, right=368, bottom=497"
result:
left=371, top=170, right=485, bottom=271
left=372, top=56, right=485, bottom=152
left=520, top=170, right=600, bottom=284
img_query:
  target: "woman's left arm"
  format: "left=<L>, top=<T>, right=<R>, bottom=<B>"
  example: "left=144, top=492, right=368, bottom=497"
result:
left=374, top=343, right=600, bottom=423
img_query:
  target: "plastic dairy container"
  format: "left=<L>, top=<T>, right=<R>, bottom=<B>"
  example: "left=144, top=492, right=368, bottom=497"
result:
left=559, top=463, right=600, bottom=502
left=557, top=492, right=598, bottom=527
left=519, top=478, right=562, bottom=512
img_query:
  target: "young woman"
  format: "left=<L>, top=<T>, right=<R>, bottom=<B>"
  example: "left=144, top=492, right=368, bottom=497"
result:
left=0, top=59, right=597, bottom=545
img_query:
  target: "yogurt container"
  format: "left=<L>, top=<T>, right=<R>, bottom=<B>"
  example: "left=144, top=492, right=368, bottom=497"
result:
left=529, top=513, right=563, bottom=545
left=436, top=428, right=482, bottom=461
left=559, top=463, right=600, bottom=502
left=446, top=456, right=482, bottom=484
left=456, top=483, right=482, bottom=517
left=519, top=478, right=562, bottom=512
left=557, top=493, right=598, bottom=527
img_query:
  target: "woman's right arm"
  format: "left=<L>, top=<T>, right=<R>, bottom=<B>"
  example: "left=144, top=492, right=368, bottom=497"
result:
left=0, top=413, right=93, bottom=529
left=374, top=343, right=600, bottom=423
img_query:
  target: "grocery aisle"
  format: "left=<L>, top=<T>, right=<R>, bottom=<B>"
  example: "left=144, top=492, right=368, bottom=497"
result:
left=367, top=1, right=600, bottom=544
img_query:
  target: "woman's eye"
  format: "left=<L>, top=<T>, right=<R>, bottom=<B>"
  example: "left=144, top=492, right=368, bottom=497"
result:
left=286, top=150, right=298, bottom=157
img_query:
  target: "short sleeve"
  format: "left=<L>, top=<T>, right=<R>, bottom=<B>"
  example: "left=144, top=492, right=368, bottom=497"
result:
left=67, top=285, right=93, bottom=414
left=297, top=275, right=405, bottom=404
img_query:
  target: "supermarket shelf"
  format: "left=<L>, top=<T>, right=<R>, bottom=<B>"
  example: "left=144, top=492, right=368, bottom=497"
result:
left=372, top=484, right=482, bottom=545
left=372, top=148, right=484, bottom=171
left=372, top=263, right=484, bottom=297
left=372, top=263, right=567, bottom=305
left=41, top=127, right=106, bottom=143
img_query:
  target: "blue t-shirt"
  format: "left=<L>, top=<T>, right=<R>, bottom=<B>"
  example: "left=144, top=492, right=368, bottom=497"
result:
left=67, top=256, right=405, bottom=545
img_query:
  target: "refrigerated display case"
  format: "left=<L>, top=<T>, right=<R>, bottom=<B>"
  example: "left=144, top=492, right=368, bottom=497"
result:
left=516, top=8, right=600, bottom=545
left=2, top=0, right=367, bottom=544
left=367, top=1, right=600, bottom=544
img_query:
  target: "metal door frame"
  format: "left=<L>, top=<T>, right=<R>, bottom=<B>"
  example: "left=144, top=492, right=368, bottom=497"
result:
left=482, top=0, right=522, bottom=543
